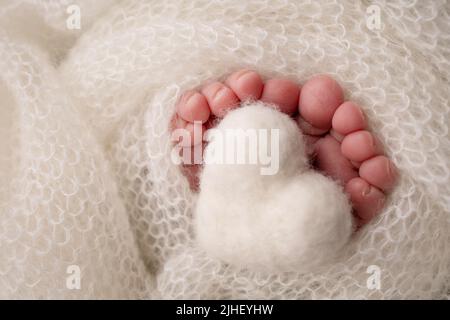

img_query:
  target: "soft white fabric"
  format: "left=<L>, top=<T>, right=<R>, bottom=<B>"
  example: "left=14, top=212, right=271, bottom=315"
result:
left=0, top=0, right=449, bottom=299
left=196, top=103, right=353, bottom=273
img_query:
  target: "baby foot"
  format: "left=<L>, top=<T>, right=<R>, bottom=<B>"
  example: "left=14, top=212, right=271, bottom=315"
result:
left=172, top=70, right=397, bottom=227
left=298, top=76, right=397, bottom=226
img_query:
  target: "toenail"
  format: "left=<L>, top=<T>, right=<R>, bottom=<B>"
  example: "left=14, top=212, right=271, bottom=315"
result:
left=236, top=69, right=253, bottom=81
left=186, top=91, right=196, bottom=101
left=387, top=160, right=397, bottom=180
left=213, top=86, right=228, bottom=100
left=357, top=106, right=365, bottom=121
left=182, top=91, right=196, bottom=103
left=362, top=185, right=371, bottom=196
left=186, top=92, right=199, bottom=107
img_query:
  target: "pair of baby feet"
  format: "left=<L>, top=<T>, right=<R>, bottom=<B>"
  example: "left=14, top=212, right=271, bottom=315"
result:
left=172, top=69, right=397, bottom=226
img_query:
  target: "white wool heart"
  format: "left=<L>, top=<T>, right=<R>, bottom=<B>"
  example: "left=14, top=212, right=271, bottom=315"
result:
left=195, top=102, right=354, bottom=273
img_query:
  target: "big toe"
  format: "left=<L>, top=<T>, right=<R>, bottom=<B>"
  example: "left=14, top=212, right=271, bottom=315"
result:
left=299, top=75, right=344, bottom=130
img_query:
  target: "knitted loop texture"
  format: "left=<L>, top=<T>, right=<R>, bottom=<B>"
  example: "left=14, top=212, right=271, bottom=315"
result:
left=0, top=0, right=448, bottom=299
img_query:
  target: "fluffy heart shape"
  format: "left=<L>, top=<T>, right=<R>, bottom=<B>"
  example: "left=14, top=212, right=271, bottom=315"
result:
left=195, top=102, right=354, bottom=273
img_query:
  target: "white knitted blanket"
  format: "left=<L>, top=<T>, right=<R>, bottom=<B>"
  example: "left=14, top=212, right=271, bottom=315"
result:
left=0, top=0, right=448, bottom=299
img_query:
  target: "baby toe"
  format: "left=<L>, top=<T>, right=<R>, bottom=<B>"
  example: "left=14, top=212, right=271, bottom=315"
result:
left=260, top=78, right=300, bottom=114
left=314, top=134, right=359, bottom=184
left=202, top=82, right=240, bottom=118
left=176, top=90, right=211, bottom=123
left=226, top=69, right=264, bottom=101
left=299, top=75, right=344, bottom=130
left=341, top=130, right=382, bottom=162
left=332, top=101, right=366, bottom=135
left=345, top=177, right=386, bottom=226
left=359, top=155, right=397, bottom=191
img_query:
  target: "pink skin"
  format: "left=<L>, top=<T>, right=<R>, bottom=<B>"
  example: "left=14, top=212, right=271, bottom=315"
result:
left=173, top=70, right=397, bottom=227
left=201, top=82, right=240, bottom=117
left=176, top=90, right=210, bottom=123
left=260, top=78, right=300, bottom=114
left=299, top=75, right=344, bottom=130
